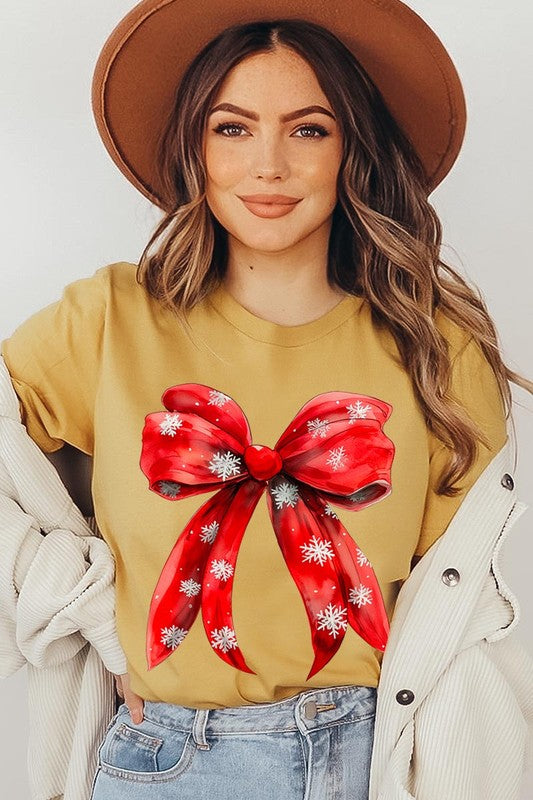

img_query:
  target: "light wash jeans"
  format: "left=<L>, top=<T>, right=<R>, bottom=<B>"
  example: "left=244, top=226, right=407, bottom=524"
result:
left=89, top=682, right=377, bottom=799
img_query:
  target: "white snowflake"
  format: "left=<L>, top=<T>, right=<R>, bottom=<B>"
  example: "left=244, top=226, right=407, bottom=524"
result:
left=346, top=400, right=372, bottom=423
left=159, top=412, right=184, bottom=436
left=208, top=450, right=243, bottom=481
left=349, top=583, right=373, bottom=607
left=315, top=602, right=348, bottom=639
left=210, top=558, right=234, bottom=581
left=307, top=417, right=330, bottom=438
left=270, top=480, right=300, bottom=509
left=356, top=547, right=372, bottom=567
left=208, top=389, right=231, bottom=408
left=210, top=625, right=239, bottom=653
left=199, top=520, right=220, bottom=544
left=179, top=578, right=201, bottom=597
left=326, top=445, right=348, bottom=472
left=158, top=480, right=181, bottom=498
left=160, top=624, right=188, bottom=650
left=300, top=534, right=336, bottom=566
left=324, top=503, right=339, bottom=519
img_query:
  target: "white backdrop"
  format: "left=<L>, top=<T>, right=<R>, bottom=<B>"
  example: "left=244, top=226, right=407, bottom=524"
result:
left=1, top=1, right=531, bottom=797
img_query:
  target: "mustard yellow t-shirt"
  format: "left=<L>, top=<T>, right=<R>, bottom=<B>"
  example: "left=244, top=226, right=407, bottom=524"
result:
left=0, top=261, right=508, bottom=708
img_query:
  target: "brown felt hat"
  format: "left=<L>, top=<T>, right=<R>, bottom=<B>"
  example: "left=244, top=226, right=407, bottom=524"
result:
left=91, top=0, right=467, bottom=211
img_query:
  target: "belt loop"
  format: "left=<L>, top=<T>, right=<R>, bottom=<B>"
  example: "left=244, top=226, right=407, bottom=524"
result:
left=191, top=708, right=211, bottom=750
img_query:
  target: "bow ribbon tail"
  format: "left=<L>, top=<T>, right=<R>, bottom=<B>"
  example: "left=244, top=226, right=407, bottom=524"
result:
left=146, top=482, right=244, bottom=670
left=301, top=486, right=390, bottom=652
left=266, top=473, right=351, bottom=680
left=201, top=477, right=265, bottom=674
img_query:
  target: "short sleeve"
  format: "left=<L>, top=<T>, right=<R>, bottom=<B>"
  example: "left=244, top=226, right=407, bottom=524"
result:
left=0, top=267, right=108, bottom=455
left=414, top=334, right=509, bottom=558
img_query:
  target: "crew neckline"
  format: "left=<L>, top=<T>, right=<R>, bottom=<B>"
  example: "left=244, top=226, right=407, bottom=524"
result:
left=206, top=283, right=364, bottom=346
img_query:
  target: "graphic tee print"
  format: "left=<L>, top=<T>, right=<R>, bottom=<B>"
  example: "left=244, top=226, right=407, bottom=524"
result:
left=140, top=382, right=395, bottom=679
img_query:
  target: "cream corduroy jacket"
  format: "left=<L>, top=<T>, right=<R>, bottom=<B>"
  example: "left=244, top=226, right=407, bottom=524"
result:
left=1, top=352, right=533, bottom=800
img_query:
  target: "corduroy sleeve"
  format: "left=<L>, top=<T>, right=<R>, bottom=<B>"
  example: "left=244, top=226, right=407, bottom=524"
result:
left=0, top=350, right=127, bottom=677
left=414, top=334, right=509, bottom=558
left=0, top=267, right=109, bottom=456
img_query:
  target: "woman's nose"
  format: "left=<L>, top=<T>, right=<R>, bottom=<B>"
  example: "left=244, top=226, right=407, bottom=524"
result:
left=249, top=134, right=290, bottom=178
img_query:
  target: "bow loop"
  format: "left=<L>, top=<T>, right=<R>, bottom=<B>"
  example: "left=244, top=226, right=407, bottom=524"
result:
left=163, top=383, right=252, bottom=444
left=275, top=391, right=394, bottom=499
left=140, top=383, right=253, bottom=502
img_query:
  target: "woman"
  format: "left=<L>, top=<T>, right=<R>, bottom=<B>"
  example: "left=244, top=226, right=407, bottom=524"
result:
left=2, top=1, right=531, bottom=798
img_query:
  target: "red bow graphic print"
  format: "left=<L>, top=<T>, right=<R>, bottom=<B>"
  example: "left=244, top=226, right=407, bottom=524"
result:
left=140, top=384, right=395, bottom=680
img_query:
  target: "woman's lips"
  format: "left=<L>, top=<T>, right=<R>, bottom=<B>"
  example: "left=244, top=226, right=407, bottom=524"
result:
left=240, top=198, right=301, bottom=218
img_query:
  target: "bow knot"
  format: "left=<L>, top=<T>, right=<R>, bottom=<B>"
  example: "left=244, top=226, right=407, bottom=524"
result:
left=243, top=443, right=283, bottom=480
left=140, top=383, right=395, bottom=680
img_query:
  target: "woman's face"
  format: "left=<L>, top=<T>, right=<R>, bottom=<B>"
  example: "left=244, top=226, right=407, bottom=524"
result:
left=203, top=45, right=343, bottom=255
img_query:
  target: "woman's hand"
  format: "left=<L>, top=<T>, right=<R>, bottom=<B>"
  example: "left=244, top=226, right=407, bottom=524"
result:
left=113, top=671, right=145, bottom=724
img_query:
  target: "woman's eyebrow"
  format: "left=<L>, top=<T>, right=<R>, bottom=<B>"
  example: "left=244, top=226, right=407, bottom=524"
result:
left=209, top=102, right=336, bottom=122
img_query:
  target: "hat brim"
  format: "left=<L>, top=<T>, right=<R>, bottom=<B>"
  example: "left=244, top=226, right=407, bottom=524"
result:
left=91, top=0, right=467, bottom=210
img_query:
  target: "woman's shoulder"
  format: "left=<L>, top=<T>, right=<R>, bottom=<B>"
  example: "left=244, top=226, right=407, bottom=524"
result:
left=94, top=260, right=139, bottom=293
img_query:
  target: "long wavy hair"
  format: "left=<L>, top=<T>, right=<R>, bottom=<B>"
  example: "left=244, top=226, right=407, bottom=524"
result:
left=135, top=17, right=531, bottom=497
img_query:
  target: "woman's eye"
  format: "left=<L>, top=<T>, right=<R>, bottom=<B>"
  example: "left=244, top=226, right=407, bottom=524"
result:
left=295, top=124, right=329, bottom=138
left=212, top=122, right=329, bottom=139
left=213, top=123, right=246, bottom=137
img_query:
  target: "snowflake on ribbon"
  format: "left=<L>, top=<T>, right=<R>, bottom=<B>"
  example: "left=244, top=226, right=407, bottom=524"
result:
left=179, top=578, right=201, bottom=597
left=210, top=558, right=234, bottom=581
left=324, top=503, right=339, bottom=519
left=158, top=480, right=181, bottom=498
left=161, top=625, right=188, bottom=650
left=356, top=547, right=372, bottom=567
left=346, top=401, right=372, bottom=423
left=349, top=583, right=373, bottom=607
left=159, top=412, right=183, bottom=436
left=210, top=625, right=239, bottom=653
left=208, top=390, right=231, bottom=408
left=315, top=602, right=348, bottom=639
left=199, top=520, right=220, bottom=544
left=326, top=445, right=348, bottom=472
left=208, top=450, right=243, bottom=481
left=270, top=480, right=299, bottom=509
left=300, top=534, right=336, bottom=566
left=307, top=417, right=330, bottom=438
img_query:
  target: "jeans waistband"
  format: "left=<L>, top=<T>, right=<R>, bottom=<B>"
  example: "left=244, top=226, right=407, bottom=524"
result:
left=133, top=684, right=377, bottom=750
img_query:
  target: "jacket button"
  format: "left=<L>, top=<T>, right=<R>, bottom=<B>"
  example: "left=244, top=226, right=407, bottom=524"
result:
left=442, top=568, right=460, bottom=586
left=501, top=473, right=514, bottom=490
left=396, top=689, right=415, bottom=705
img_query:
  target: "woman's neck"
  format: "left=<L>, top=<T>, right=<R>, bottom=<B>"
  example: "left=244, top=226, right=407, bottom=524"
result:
left=220, top=274, right=347, bottom=326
